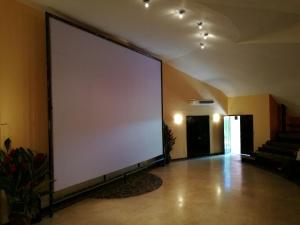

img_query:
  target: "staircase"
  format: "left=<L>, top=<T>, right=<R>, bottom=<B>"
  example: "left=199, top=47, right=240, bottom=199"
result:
left=254, top=132, right=300, bottom=181
left=246, top=104, right=300, bottom=182
left=287, top=117, right=300, bottom=132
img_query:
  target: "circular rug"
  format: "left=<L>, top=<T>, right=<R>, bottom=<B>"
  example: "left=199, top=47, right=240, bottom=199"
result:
left=95, top=172, right=162, bottom=199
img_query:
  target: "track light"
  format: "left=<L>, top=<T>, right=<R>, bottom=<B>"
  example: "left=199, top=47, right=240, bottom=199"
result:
left=204, top=32, right=209, bottom=40
left=178, top=9, right=186, bottom=19
left=197, top=22, right=203, bottom=30
left=200, top=43, right=205, bottom=49
left=143, top=0, right=150, bottom=8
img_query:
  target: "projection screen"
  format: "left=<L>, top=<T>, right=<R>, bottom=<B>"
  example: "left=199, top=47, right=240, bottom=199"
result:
left=48, top=15, right=163, bottom=191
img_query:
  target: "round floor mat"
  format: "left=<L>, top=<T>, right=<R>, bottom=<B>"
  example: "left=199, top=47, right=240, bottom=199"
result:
left=95, top=172, right=162, bottom=199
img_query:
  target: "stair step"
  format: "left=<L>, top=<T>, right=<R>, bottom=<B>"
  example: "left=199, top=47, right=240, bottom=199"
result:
left=258, top=146, right=297, bottom=158
left=277, top=132, right=300, bottom=143
left=267, top=141, right=300, bottom=149
left=278, top=132, right=300, bottom=137
left=262, top=144, right=297, bottom=153
left=286, top=126, right=300, bottom=132
left=255, top=151, right=293, bottom=162
left=286, top=123, right=300, bottom=127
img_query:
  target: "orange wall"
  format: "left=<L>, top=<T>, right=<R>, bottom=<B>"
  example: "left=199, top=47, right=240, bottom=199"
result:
left=0, top=0, right=48, bottom=153
left=163, top=64, right=228, bottom=159
left=228, top=94, right=271, bottom=151
left=0, top=1, right=47, bottom=222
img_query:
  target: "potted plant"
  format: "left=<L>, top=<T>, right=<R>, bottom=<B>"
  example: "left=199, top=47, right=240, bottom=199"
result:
left=0, top=138, right=48, bottom=225
left=163, top=122, right=176, bottom=164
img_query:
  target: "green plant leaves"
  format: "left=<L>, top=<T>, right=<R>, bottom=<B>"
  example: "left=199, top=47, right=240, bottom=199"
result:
left=163, top=121, right=176, bottom=163
left=0, top=139, right=48, bottom=218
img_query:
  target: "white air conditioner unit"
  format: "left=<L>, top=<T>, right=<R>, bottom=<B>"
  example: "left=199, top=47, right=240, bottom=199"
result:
left=188, top=99, right=215, bottom=106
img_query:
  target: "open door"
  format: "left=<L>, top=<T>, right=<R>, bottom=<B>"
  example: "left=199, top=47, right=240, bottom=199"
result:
left=240, top=115, right=254, bottom=155
left=186, top=116, right=210, bottom=158
left=224, top=115, right=254, bottom=155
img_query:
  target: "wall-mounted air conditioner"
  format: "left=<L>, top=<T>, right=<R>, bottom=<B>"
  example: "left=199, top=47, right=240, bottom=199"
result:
left=188, top=99, right=215, bottom=106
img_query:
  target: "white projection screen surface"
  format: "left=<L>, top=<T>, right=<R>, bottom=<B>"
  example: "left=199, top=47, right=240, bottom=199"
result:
left=48, top=16, right=163, bottom=191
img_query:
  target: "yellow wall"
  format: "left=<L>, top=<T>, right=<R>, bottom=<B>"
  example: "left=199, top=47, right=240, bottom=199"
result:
left=0, top=1, right=47, bottom=223
left=0, top=0, right=48, bottom=152
left=228, top=94, right=271, bottom=151
left=163, top=64, right=228, bottom=159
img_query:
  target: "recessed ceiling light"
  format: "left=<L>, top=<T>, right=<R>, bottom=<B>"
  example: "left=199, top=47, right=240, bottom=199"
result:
left=143, top=0, right=150, bottom=8
left=197, top=22, right=203, bottom=30
left=178, top=9, right=186, bottom=19
left=200, top=43, right=205, bottom=49
left=203, top=33, right=209, bottom=40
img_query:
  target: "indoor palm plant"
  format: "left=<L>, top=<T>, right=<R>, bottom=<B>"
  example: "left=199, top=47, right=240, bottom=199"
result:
left=0, top=138, right=48, bottom=225
left=163, top=122, right=176, bottom=164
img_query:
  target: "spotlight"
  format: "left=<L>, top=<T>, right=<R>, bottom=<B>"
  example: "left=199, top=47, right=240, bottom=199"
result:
left=197, top=22, right=203, bottom=30
left=178, top=9, right=186, bottom=19
left=143, top=0, right=150, bottom=8
left=204, top=32, right=209, bottom=40
left=200, top=43, right=205, bottom=49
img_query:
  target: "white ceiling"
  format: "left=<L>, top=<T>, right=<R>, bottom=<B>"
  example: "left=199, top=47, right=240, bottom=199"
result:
left=23, top=0, right=300, bottom=115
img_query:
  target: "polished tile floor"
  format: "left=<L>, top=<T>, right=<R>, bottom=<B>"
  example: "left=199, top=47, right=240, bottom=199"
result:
left=40, top=156, right=300, bottom=225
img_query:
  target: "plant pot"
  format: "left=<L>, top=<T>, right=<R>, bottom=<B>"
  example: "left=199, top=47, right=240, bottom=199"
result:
left=9, top=215, right=31, bottom=225
left=165, top=154, right=171, bottom=164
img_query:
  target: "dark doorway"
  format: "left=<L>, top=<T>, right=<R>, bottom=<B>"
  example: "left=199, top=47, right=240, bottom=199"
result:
left=186, top=116, right=210, bottom=158
left=240, top=115, right=254, bottom=155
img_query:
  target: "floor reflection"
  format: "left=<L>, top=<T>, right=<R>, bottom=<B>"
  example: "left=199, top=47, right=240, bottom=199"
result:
left=38, top=155, right=300, bottom=225
left=222, top=154, right=243, bottom=192
left=223, top=154, right=232, bottom=191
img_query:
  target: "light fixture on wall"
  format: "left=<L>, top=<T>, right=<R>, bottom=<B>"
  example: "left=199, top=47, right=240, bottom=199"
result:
left=143, top=0, right=150, bottom=8
left=203, top=32, right=209, bottom=40
left=177, top=195, right=184, bottom=208
left=173, top=113, right=184, bottom=125
left=197, top=22, right=203, bottom=30
left=178, top=9, right=186, bottom=19
left=213, top=113, right=221, bottom=123
left=200, top=43, right=205, bottom=50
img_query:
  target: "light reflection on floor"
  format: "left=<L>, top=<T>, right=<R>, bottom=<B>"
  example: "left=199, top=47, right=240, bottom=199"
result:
left=39, top=155, right=300, bottom=225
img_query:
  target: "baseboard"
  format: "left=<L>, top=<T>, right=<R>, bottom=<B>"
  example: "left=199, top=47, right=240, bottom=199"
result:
left=171, top=157, right=187, bottom=162
left=209, top=152, right=225, bottom=156
left=171, top=152, right=225, bottom=162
